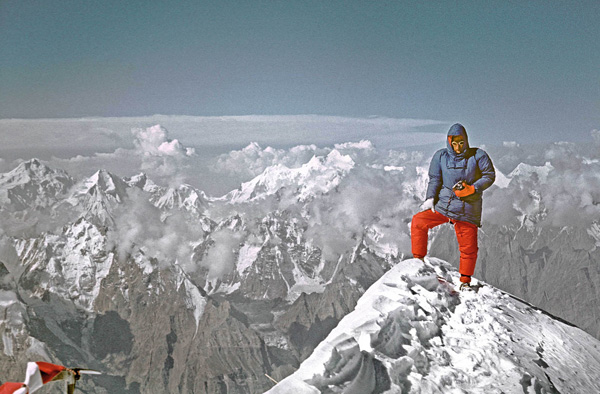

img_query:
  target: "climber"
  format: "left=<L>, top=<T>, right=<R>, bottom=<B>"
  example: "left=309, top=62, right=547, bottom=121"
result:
left=411, top=123, right=495, bottom=290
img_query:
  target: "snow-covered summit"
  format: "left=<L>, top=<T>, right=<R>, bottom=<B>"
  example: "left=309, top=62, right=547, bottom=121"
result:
left=66, top=169, right=130, bottom=225
left=267, top=258, right=600, bottom=393
left=3, top=159, right=54, bottom=181
left=151, top=184, right=210, bottom=215
left=125, top=172, right=161, bottom=193
left=509, top=162, right=554, bottom=183
left=74, top=169, right=129, bottom=202
left=15, top=218, right=114, bottom=312
left=0, top=159, right=74, bottom=210
left=227, top=149, right=355, bottom=203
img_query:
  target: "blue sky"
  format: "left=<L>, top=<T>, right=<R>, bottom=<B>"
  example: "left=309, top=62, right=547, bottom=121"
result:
left=1, top=0, right=598, bottom=144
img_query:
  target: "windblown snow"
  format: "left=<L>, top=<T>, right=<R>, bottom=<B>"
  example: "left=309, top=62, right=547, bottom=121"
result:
left=267, top=258, right=600, bottom=393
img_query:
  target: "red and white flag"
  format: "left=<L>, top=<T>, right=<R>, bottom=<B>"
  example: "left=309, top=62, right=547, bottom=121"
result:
left=25, top=361, right=72, bottom=392
left=0, top=382, right=28, bottom=394
left=1, top=361, right=99, bottom=394
left=1, top=362, right=71, bottom=394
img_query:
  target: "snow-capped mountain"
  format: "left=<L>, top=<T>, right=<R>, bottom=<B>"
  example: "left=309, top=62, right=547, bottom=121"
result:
left=126, top=172, right=211, bottom=218
left=65, top=169, right=130, bottom=226
left=226, top=149, right=354, bottom=203
left=0, top=157, right=393, bottom=393
left=508, top=161, right=553, bottom=183
left=70, top=169, right=130, bottom=203
left=15, top=217, right=114, bottom=311
left=268, top=258, right=600, bottom=393
left=0, top=159, right=74, bottom=210
left=124, top=172, right=161, bottom=193
left=150, top=184, right=211, bottom=222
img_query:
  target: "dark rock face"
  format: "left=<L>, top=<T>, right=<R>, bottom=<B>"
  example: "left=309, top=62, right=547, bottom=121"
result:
left=276, top=281, right=362, bottom=360
left=91, top=311, right=134, bottom=359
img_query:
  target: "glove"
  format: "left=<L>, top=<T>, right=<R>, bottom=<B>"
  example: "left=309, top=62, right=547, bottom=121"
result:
left=420, top=198, right=435, bottom=212
left=454, top=182, right=475, bottom=198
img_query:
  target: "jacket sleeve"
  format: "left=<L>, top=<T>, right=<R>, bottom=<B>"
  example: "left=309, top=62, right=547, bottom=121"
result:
left=473, top=150, right=495, bottom=193
left=426, top=150, right=443, bottom=201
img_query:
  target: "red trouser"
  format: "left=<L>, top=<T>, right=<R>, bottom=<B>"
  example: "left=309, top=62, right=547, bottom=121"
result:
left=411, top=209, right=478, bottom=281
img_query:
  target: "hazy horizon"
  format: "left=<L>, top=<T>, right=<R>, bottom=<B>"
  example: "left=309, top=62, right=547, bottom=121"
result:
left=1, top=115, right=599, bottom=198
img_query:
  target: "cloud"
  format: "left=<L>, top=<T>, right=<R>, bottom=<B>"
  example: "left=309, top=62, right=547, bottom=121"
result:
left=12, top=116, right=600, bottom=232
left=93, top=127, right=124, bottom=142
left=229, top=115, right=449, bottom=148
left=0, top=114, right=446, bottom=154
left=47, top=124, right=198, bottom=188
left=132, top=124, right=195, bottom=158
left=1, top=115, right=448, bottom=195
left=6, top=122, right=600, bottom=282
left=212, top=138, right=407, bottom=181
left=106, top=188, right=205, bottom=268
left=301, top=155, right=428, bottom=260
left=199, top=229, right=242, bottom=280
left=334, top=140, right=375, bottom=150
left=215, top=136, right=600, bottom=264
left=211, top=142, right=325, bottom=180
left=0, top=229, right=20, bottom=276
left=46, top=149, right=143, bottom=193
left=483, top=140, right=600, bottom=228
left=0, top=118, right=132, bottom=152
left=130, top=125, right=197, bottom=186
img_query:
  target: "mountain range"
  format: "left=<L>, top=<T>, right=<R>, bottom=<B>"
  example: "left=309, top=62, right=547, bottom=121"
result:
left=0, top=148, right=599, bottom=393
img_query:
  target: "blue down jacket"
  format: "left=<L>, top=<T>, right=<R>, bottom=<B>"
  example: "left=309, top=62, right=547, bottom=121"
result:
left=426, top=123, right=495, bottom=227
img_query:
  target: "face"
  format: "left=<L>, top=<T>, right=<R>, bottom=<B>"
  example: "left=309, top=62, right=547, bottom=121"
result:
left=451, top=135, right=465, bottom=154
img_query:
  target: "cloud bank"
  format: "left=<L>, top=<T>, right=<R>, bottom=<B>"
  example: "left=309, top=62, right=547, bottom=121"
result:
left=0, top=115, right=446, bottom=194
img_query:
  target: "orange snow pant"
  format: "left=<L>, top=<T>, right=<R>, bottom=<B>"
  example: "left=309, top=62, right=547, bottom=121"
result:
left=411, top=209, right=478, bottom=282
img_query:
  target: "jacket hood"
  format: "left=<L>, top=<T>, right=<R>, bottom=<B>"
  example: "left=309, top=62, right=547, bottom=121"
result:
left=446, top=123, right=469, bottom=156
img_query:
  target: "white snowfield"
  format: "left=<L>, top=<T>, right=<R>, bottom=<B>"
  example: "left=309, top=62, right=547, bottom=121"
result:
left=266, top=258, right=600, bottom=394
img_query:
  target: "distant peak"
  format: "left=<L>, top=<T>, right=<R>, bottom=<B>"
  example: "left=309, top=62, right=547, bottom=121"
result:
left=81, top=169, right=129, bottom=198
left=9, top=158, right=69, bottom=179
left=227, top=150, right=354, bottom=203
left=16, top=158, right=45, bottom=170
left=127, top=172, right=148, bottom=183
left=242, top=142, right=263, bottom=152
left=90, top=169, right=116, bottom=183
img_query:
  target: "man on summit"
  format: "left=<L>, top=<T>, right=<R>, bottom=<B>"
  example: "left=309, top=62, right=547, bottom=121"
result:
left=411, top=123, right=495, bottom=290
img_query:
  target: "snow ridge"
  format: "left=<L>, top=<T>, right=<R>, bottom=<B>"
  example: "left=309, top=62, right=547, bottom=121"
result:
left=227, top=149, right=355, bottom=203
left=268, top=258, right=600, bottom=393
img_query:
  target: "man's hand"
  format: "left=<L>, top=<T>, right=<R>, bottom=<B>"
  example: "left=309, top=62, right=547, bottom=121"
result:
left=454, top=182, right=475, bottom=198
left=420, top=198, right=435, bottom=212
